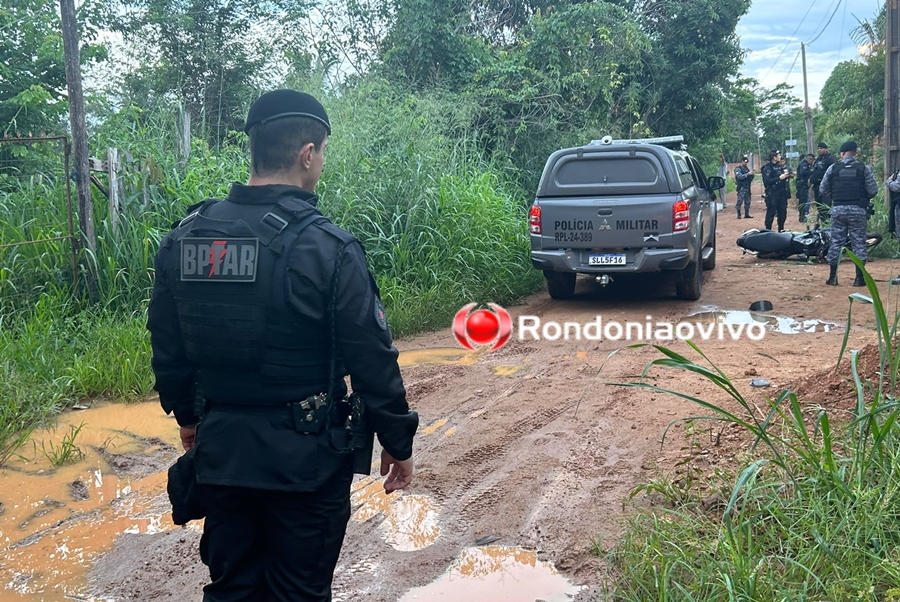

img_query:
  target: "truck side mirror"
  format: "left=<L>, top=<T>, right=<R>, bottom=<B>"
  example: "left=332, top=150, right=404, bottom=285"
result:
left=707, top=176, right=726, bottom=190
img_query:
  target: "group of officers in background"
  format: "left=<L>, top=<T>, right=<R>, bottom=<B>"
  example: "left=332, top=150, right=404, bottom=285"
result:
left=733, top=142, right=837, bottom=229
left=735, top=141, right=900, bottom=287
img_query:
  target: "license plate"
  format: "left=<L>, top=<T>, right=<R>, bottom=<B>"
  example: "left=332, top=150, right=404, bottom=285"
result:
left=589, top=254, right=626, bottom=266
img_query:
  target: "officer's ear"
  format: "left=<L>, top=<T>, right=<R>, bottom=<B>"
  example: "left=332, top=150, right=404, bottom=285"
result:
left=297, top=142, right=316, bottom=170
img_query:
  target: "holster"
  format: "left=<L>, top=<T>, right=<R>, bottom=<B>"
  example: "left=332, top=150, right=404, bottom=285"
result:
left=289, top=392, right=374, bottom=475
left=290, top=393, right=331, bottom=434
left=346, top=393, right=374, bottom=475
left=167, top=447, right=205, bottom=526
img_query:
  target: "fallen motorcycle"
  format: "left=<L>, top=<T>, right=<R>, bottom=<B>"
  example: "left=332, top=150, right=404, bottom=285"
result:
left=736, top=226, right=883, bottom=261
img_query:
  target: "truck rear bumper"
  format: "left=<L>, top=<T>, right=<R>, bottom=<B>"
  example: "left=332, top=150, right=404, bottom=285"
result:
left=531, top=248, right=691, bottom=273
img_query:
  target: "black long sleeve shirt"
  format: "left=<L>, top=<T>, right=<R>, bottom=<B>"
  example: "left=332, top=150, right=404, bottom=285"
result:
left=147, top=183, right=418, bottom=490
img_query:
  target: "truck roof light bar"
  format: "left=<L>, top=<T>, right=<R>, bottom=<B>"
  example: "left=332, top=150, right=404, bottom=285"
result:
left=589, top=135, right=685, bottom=150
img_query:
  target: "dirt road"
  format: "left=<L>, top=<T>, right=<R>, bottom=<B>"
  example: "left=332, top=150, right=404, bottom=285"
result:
left=86, top=187, right=900, bottom=601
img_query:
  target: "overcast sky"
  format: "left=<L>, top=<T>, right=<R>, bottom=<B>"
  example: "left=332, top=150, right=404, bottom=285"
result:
left=737, top=0, right=883, bottom=107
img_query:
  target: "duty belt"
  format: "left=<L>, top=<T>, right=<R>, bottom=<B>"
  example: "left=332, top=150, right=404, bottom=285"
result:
left=205, top=393, right=359, bottom=436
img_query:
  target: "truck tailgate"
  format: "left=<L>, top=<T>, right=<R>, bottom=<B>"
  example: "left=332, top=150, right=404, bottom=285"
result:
left=536, top=196, right=677, bottom=250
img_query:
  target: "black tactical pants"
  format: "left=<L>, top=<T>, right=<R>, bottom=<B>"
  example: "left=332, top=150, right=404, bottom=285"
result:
left=797, top=183, right=810, bottom=220
left=199, top=464, right=354, bottom=602
left=813, top=187, right=832, bottom=225
left=764, top=195, right=787, bottom=231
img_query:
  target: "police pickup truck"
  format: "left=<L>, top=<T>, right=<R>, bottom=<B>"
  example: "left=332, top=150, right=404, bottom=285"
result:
left=528, top=135, right=724, bottom=300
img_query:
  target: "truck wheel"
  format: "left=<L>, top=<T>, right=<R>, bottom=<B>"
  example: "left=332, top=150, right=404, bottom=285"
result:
left=676, top=250, right=702, bottom=300
left=702, top=229, right=716, bottom=271
left=545, top=272, right=576, bottom=299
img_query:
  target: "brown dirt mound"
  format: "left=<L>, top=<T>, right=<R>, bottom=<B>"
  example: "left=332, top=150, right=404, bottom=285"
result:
left=790, top=343, right=895, bottom=412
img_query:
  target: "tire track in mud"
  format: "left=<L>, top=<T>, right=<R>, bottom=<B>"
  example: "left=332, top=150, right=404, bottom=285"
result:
left=329, top=340, right=673, bottom=602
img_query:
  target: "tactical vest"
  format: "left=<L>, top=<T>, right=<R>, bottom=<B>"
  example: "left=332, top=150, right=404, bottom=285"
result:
left=830, top=161, right=868, bottom=207
left=163, top=197, right=341, bottom=404
left=763, top=163, right=787, bottom=197
left=735, top=166, right=752, bottom=190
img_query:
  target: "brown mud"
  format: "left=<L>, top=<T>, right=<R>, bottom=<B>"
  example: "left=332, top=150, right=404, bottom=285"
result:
left=3, top=185, right=900, bottom=601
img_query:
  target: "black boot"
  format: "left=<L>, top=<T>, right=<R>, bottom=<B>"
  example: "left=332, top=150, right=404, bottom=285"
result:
left=737, top=212, right=742, bottom=219
left=826, top=264, right=838, bottom=286
left=745, top=212, right=753, bottom=218
left=853, top=265, right=866, bottom=287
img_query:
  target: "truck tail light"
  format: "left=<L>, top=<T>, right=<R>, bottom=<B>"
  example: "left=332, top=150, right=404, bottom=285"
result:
left=673, top=199, right=690, bottom=232
left=529, top=205, right=542, bottom=234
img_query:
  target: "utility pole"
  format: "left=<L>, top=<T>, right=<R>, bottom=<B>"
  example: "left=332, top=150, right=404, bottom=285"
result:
left=60, top=0, right=97, bottom=295
left=886, top=0, right=900, bottom=200
left=801, top=43, right=814, bottom=155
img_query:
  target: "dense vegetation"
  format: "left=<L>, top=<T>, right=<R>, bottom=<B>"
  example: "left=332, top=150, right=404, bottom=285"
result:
left=609, top=260, right=900, bottom=601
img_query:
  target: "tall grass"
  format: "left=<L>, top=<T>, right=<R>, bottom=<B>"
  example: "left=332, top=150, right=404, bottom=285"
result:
left=607, top=256, right=900, bottom=601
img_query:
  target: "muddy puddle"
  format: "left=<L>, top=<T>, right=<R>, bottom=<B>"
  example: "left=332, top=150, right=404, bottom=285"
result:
left=689, top=310, right=840, bottom=334
left=0, top=347, right=556, bottom=601
left=398, top=348, right=479, bottom=367
left=0, top=401, right=182, bottom=601
left=351, top=476, right=441, bottom=552
left=398, top=546, right=583, bottom=601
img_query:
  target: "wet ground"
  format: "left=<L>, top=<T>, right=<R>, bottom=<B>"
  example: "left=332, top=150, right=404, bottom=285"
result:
left=3, top=185, right=900, bottom=601
left=0, top=403, right=183, bottom=601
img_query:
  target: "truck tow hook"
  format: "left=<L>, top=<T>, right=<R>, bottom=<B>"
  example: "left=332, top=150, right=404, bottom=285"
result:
left=595, top=275, right=613, bottom=286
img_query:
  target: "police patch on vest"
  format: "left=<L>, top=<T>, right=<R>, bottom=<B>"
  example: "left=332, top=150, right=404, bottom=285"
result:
left=180, top=237, right=259, bottom=282
left=374, top=299, right=387, bottom=330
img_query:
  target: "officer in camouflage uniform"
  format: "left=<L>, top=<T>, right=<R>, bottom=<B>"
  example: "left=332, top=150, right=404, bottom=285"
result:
left=820, top=140, right=878, bottom=287
left=734, top=156, right=754, bottom=218
left=147, top=90, right=418, bottom=601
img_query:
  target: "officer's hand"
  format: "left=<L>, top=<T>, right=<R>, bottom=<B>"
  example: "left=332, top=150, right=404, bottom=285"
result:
left=381, top=450, right=413, bottom=493
left=180, top=426, right=196, bottom=451
left=779, top=173, right=787, bottom=180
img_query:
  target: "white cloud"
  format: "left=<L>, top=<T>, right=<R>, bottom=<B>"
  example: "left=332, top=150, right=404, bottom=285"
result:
left=737, top=0, right=882, bottom=105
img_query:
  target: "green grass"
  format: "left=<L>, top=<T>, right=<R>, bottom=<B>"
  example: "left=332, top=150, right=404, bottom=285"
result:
left=0, top=293, right=154, bottom=461
left=40, top=421, right=86, bottom=466
left=605, top=255, right=900, bottom=601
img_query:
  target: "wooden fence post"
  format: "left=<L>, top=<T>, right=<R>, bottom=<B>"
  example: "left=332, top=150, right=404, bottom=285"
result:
left=177, top=104, right=191, bottom=169
left=108, top=147, right=122, bottom=238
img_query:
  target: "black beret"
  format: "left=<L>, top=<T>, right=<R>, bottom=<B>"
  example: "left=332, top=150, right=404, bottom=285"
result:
left=839, top=140, right=858, bottom=153
left=817, top=142, right=828, bottom=149
left=244, top=90, right=331, bottom=135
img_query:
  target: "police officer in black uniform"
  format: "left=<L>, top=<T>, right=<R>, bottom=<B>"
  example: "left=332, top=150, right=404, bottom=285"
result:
left=761, top=150, right=792, bottom=232
left=810, top=142, right=836, bottom=225
left=796, top=154, right=814, bottom=222
left=147, top=90, right=418, bottom=602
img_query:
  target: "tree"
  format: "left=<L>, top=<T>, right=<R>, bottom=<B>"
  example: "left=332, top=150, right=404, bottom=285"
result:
left=819, top=55, right=884, bottom=160
left=472, top=2, right=648, bottom=174
left=632, top=0, right=751, bottom=142
left=0, top=0, right=106, bottom=134
left=379, top=0, right=489, bottom=89
left=107, top=0, right=313, bottom=144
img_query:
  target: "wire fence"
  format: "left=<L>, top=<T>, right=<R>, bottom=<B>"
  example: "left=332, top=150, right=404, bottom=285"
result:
left=0, top=135, right=78, bottom=314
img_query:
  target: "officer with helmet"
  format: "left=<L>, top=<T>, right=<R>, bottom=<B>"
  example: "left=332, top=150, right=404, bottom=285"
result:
left=819, top=140, right=878, bottom=287
left=147, top=90, right=418, bottom=601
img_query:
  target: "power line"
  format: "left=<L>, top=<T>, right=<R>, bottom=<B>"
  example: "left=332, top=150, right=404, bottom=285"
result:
left=837, top=0, right=848, bottom=58
left=782, top=48, right=803, bottom=85
left=759, top=0, right=819, bottom=84
left=806, top=0, right=844, bottom=46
